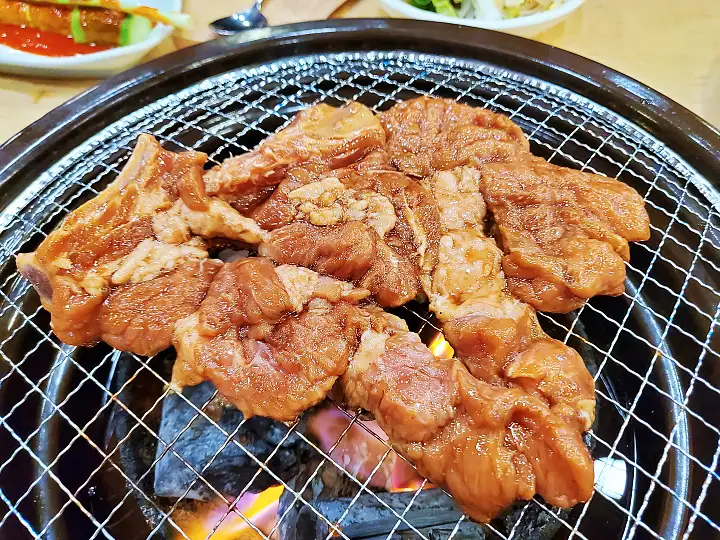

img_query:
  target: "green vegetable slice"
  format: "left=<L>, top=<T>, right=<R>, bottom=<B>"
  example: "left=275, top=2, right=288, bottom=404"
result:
left=70, top=7, right=86, bottom=43
left=24, top=0, right=191, bottom=29
left=431, top=0, right=458, bottom=16
left=119, top=14, right=153, bottom=46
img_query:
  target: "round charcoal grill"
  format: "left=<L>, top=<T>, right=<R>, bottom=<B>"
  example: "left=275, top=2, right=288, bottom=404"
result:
left=0, top=19, right=719, bottom=540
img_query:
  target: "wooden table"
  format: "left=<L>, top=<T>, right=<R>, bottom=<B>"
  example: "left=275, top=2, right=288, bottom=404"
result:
left=0, top=0, right=718, bottom=144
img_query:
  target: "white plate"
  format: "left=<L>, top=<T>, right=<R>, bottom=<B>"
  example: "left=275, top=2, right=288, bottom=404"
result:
left=0, top=0, right=181, bottom=78
left=380, top=0, right=584, bottom=38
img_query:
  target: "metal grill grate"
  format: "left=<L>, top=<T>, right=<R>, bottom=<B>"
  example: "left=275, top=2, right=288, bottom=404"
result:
left=0, top=51, right=719, bottom=540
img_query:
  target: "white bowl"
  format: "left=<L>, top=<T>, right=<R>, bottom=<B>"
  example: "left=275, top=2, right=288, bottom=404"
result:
left=0, top=0, right=181, bottom=78
left=380, top=0, right=584, bottom=38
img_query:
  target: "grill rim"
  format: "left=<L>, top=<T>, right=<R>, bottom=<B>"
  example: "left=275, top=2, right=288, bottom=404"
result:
left=0, top=19, right=718, bottom=540
left=0, top=18, right=719, bottom=208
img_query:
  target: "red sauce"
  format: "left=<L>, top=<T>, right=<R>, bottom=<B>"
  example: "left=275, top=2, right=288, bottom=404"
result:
left=0, top=24, right=113, bottom=57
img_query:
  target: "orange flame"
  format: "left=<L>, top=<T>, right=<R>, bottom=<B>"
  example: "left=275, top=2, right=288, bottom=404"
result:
left=429, top=334, right=454, bottom=359
left=175, top=486, right=283, bottom=540
left=390, top=459, right=434, bottom=492
left=307, top=405, right=431, bottom=493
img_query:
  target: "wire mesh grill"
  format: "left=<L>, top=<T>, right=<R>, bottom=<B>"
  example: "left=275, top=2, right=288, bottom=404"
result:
left=0, top=51, right=719, bottom=540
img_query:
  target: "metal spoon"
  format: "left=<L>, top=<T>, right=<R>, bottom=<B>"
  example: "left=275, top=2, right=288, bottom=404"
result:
left=210, top=0, right=268, bottom=35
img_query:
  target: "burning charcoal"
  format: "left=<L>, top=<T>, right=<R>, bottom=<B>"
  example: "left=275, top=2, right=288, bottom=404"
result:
left=277, top=455, right=362, bottom=540
left=306, top=404, right=425, bottom=492
left=276, top=449, right=567, bottom=540
left=499, top=502, right=566, bottom=540
left=154, top=382, right=306, bottom=500
left=280, top=485, right=486, bottom=540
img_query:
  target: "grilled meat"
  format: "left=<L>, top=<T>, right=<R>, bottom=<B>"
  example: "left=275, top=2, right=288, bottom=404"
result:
left=396, top=365, right=594, bottom=523
left=421, top=166, right=595, bottom=432
left=204, top=102, right=386, bottom=209
left=342, top=309, right=457, bottom=443
left=341, top=315, right=594, bottom=523
left=15, top=98, right=654, bottom=526
left=16, top=134, right=260, bottom=355
left=480, top=158, right=651, bottom=312
left=258, top=221, right=420, bottom=308
left=251, top=151, right=440, bottom=307
left=172, top=258, right=369, bottom=421
left=380, top=96, right=530, bottom=178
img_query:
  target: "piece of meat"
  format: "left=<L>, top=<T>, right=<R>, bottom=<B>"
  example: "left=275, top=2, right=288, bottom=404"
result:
left=258, top=221, right=420, bottom=307
left=16, top=134, right=261, bottom=353
left=480, top=158, right=651, bottom=313
left=171, top=258, right=369, bottom=421
left=342, top=312, right=457, bottom=443
left=443, top=307, right=534, bottom=385
left=342, top=150, right=443, bottom=279
left=253, top=166, right=397, bottom=237
left=422, top=167, right=596, bottom=431
left=396, top=367, right=594, bottom=522
left=204, top=102, right=386, bottom=208
left=252, top=151, right=440, bottom=308
left=341, top=321, right=594, bottom=523
left=380, top=96, right=530, bottom=178
left=99, top=259, right=222, bottom=357
left=505, top=340, right=596, bottom=432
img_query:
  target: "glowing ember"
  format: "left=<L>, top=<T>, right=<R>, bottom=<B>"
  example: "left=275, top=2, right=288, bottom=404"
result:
left=429, top=333, right=454, bottom=359
left=391, top=458, right=433, bottom=492
left=175, top=485, right=282, bottom=540
left=307, top=405, right=429, bottom=492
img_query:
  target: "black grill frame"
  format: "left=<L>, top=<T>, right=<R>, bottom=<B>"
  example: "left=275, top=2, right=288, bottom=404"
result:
left=0, top=19, right=719, bottom=540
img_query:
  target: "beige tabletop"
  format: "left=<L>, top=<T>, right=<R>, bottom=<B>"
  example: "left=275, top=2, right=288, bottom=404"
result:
left=0, top=0, right=718, bottom=144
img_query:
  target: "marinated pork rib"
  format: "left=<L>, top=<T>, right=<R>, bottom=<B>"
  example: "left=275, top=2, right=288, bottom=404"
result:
left=421, top=166, right=595, bottom=432
left=172, top=258, right=370, bottom=421
left=343, top=308, right=457, bottom=443
left=380, top=96, right=530, bottom=178
left=16, top=135, right=262, bottom=355
left=253, top=151, right=436, bottom=307
left=342, top=314, right=594, bottom=523
left=15, top=99, right=655, bottom=525
left=204, top=102, right=386, bottom=210
left=259, top=222, right=420, bottom=307
left=381, top=96, right=649, bottom=312
left=480, top=159, right=651, bottom=312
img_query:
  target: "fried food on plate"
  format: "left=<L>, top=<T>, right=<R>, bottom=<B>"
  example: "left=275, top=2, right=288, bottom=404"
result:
left=0, top=0, right=189, bottom=48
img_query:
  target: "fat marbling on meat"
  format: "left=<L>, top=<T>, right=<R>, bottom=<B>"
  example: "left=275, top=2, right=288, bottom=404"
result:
left=16, top=134, right=261, bottom=355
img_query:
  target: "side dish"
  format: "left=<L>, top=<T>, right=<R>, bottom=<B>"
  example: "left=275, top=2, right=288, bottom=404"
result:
left=0, top=0, right=188, bottom=56
left=408, top=0, right=566, bottom=19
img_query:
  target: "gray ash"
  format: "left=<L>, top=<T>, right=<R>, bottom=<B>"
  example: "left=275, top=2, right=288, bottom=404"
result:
left=153, top=381, right=306, bottom=499
left=275, top=456, right=568, bottom=540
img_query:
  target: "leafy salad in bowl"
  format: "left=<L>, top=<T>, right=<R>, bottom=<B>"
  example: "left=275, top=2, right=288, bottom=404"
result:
left=381, top=0, right=583, bottom=36
left=407, top=0, right=566, bottom=19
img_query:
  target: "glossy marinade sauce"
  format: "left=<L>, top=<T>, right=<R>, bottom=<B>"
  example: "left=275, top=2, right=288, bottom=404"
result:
left=0, top=23, right=112, bottom=56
